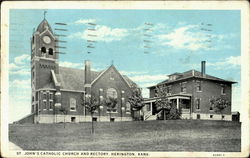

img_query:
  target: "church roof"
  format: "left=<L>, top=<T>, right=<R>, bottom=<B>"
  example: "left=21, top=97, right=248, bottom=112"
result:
left=36, top=19, right=53, bottom=33
left=53, top=66, right=135, bottom=91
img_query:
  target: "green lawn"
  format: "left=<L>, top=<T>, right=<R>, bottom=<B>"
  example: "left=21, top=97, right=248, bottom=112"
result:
left=9, top=120, right=241, bottom=151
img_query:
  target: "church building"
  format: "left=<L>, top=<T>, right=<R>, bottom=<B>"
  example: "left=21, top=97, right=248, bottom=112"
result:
left=19, top=18, right=137, bottom=123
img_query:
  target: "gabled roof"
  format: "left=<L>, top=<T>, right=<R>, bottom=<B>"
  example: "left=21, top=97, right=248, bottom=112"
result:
left=91, top=65, right=136, bottom=88
left=148, top=70, right=236, bottom=88
left=50, top=66, right=136, bottom=91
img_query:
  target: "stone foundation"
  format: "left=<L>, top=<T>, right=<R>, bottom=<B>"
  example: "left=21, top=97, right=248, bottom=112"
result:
left=191, top=113, right=232, bottom=121
left=35, top=114, right=132, bottom=123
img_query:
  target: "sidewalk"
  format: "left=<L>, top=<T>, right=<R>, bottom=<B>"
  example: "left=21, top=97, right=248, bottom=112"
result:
left=9, top=142, right=23, bottom=150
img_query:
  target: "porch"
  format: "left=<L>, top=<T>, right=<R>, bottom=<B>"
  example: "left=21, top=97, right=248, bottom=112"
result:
left=142, top=94, right=192, bottom=120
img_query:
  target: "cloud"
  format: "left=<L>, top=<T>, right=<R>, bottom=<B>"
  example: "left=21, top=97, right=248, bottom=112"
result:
left=9, top=54, right=30, bottom=76
left=120, top=70, right=148, bottom=76
left=10, top=79, right=30, bottom=89
left=158, top=25, right=237, bottom=52
left=10, top=68, right=30, bottom=75
left=69, top=25, right=128, bottom=42
left=158, top=25, right=211, bottom=51
left=207, top=56, right=241, bottom=69
left=128, top=73, right=167, bottom=98
left=185, top=56, right=241, bottom=70
left=59, top=61, right=82, bottom=68
left=75, top=19, right=97, bottom=25
left=14, top=54, right=30, bottom=65
left=129, top=74, right=167, bottom=83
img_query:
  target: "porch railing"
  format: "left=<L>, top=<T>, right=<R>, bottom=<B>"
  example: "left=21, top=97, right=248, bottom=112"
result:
left=181, top=108, right=190, bottom=113
left=144, top=111, right=152, bottom=120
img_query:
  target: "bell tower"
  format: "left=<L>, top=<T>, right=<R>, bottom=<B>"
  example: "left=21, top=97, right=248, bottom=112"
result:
left=31, top=18, right=59, bottom=89
left=31, top=17, right=59, bottom=115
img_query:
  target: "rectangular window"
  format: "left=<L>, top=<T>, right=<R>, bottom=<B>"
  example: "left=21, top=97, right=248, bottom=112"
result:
left=166, top=86, right=171, bottom=94
left=196, top=81, right=202, bottom=92
left=210, top=115, right=213, bottom=118
left=222, top=115, right=225, bottom=119
left=154, top=89, right=157, bottom=97
left=92, top=117, right=97, bottom=122
left=49, top=101, right=53, bottom=110
left=49, top=93, right=53, bottom=100
left=196, top=98, right=200, bottom=109
left=197, top=114, right=200, bottom=119
left=43, top=101, right=47, bottom=110
left=43, top=93, right=46, bottom=100
left=221, top=85, right=226, bottom=94
left=36, top=92, right=38, bottom=101
left=181, top=82, right=186, bottom=93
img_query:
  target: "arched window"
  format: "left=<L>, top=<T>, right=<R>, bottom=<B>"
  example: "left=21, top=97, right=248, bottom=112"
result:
left=49, top=48, right=53, bottom=55
left=70, top=98, right=76, bottom=111
left=106, top=88, right=117, bottom=99
left=126, top=102, right=131, bottom=112
left=41, top=47, right=46, bottom=54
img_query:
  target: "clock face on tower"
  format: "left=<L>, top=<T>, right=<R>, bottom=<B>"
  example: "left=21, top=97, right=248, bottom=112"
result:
left=43, top=36, right=51, bottom=44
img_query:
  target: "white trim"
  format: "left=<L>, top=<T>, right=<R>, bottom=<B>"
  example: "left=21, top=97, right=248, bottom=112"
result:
left=91, top=67, right=109, bottom=85
left=91, top=65, right=132, bottom=88
left=34, top=56, right=57, bottom=62
left=61, top=89, right=85, bottom=93
left=51, top=70, right=60, bottom=86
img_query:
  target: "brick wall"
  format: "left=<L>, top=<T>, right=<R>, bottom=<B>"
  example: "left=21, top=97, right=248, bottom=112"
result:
left=149, top=78, right=232, bottom=115
left=91, top=66, right=133, bottom=118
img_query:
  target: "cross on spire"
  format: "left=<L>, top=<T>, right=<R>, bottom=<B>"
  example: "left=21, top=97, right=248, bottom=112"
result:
left=111, top=60, right=114, bottom=65
left=44, top=11, right=47, bottom=19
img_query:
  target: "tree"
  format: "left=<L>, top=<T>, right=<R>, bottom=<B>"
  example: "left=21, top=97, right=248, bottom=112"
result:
left=105, top=97, right=117, bottom=121
left=128, top=88, right=144, bottom=120
left=210, top=97, right=230, bottom=120
left=155, top=86, right=180, bottom=120
left=84, top=94, right=99, bottom=134
left=59, top=106, right=68, bottom=128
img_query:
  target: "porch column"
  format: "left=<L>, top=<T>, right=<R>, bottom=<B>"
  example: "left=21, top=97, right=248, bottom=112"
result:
left=150, top=102, right=153, bottom=115
left=177, top=98, right=179, bottom=109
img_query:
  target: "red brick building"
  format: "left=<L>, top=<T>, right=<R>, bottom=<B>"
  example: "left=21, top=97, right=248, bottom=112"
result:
left=142, top=61, right=236, bottom=121
left=26, top=19, right=136, bottom=123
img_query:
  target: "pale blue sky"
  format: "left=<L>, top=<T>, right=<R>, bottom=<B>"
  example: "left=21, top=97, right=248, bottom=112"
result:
left=9, top=9, right=241, bottom=123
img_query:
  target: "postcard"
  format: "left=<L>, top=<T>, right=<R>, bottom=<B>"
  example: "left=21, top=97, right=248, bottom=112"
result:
left=1, top=1, right=249, bottom=157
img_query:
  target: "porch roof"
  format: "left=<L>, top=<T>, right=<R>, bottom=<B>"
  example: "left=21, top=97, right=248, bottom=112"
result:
left=143, top=93, right=192, bottom=103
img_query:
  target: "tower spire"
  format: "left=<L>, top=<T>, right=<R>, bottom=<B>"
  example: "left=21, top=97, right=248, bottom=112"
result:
left=44, top=11, right=47, bottom=20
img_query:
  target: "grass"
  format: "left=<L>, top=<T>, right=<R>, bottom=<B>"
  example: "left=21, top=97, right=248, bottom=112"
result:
left=9, top=120, right=241, bottom=151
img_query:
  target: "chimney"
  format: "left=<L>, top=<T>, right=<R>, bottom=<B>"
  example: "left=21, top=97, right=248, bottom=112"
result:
left=84, top=60, right=91, bottom=94
left=201, top=61, right=206, bottom=76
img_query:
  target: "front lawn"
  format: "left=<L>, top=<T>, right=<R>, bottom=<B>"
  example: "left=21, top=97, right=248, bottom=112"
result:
left=9, top=120, right=241, bottom=151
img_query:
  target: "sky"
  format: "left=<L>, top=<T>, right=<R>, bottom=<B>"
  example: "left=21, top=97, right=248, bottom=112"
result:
left=9, top=9, right=241, bottom=123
